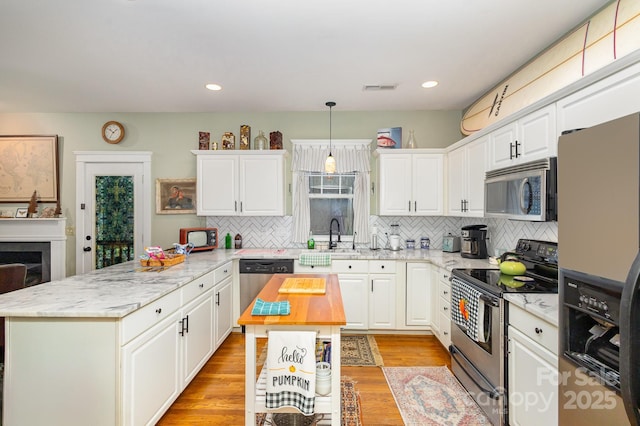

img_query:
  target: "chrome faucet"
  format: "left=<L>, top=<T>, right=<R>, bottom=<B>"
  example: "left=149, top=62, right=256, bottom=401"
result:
left=329, top=218, right=341, bottom=249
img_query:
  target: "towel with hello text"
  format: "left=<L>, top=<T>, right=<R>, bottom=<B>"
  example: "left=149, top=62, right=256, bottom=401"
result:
left=265, top=331, right=317, bottom=415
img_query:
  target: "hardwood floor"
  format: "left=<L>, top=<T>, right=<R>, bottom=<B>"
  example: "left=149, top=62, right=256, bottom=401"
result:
left=158, top=332, right=451, bottom=425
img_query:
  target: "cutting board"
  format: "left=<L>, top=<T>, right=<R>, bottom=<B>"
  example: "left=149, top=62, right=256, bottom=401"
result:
left=278, top=277, right=326, bottom=294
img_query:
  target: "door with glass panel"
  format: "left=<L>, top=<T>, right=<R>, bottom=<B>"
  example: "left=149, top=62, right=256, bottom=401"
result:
left=76, top=155, right=150, bottom=274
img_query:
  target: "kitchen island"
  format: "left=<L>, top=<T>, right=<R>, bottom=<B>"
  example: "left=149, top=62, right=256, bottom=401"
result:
left=237, top=273, right=346, bottom=426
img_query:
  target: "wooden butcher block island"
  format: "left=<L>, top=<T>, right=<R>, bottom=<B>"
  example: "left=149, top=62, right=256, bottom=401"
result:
left=238, top=273, right=346, bottom=426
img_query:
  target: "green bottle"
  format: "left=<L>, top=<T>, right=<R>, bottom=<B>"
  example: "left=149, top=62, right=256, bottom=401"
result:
left=225, top=233, right=232, bottom=249
left=307, top=231, right=315, bottom=249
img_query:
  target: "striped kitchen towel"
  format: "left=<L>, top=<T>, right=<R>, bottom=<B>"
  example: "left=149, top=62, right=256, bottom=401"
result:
left=299, top=252, right=331, bottom=266
left=251, top=298, right=291, bottom=316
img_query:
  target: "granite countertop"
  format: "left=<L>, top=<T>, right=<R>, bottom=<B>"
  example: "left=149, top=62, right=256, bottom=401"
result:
left=503, top=293, right=559, bottom=327
left=0, top=247, right=495, bottom=319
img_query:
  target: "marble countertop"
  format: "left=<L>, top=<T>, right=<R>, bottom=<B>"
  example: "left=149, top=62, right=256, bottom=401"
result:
left=0, top=247, right=496, bottom=319
left=504, top=293, right=559, bottom=326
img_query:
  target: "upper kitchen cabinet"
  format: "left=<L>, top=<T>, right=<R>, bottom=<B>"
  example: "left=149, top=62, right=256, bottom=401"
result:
left=192, top=150, right=286, bottom=216
left=446, top=136, right=487, bottom=217
left=487, top=104, right=557, bottom=171
left=376, top=149, right=444, bottom=216
left=557, top=61, right=640, bottom=132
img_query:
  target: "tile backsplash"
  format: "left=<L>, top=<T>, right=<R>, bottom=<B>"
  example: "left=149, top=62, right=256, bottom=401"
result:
left=207, top=215, right=557, bottom=255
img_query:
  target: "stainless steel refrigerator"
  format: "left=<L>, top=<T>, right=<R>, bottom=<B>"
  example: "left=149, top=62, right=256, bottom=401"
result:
left=557, top=112, right=640, bottom=425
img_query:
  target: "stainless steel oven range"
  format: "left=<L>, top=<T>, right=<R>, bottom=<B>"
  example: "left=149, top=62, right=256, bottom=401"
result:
left=449, top=239, right=558, bottom=425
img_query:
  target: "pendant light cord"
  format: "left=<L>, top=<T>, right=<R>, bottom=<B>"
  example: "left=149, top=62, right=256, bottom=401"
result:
left=326, top=101, right=335, bottom=155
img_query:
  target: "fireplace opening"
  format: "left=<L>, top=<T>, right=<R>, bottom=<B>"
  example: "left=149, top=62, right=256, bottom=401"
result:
left=0, top=242, right=51, bottom=286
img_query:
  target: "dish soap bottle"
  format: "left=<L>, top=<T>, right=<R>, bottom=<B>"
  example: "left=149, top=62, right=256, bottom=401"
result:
left=234, top=233, right=242, bottom=249
left=225, top=233, right=232, bottom=249
left=307, top=231, right=315, bottom=249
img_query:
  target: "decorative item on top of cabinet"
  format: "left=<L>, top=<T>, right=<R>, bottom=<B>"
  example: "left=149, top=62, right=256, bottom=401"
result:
left=254, top=130, right=268, bottom=150
left=222, top=132, right=235, bottom=150
left=406, top=130, right=417, bottom=149
left=377, top=127, right=402, bottom=148
left=198, top=132, right=210, bottom=150
left=270, top=131, right=283, bottom=150
left=240, top=125, right=251, bottom=150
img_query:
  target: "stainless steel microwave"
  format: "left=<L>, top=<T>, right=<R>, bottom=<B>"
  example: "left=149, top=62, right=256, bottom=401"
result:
left=484, top=157, right=557, bottom=221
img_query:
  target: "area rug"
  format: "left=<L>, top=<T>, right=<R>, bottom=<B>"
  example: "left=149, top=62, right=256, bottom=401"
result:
left=257, top=335, right=383, bottom=367
left=382, top=366, right=491, bottom=425
left=256, top=377, right=362, bottom=426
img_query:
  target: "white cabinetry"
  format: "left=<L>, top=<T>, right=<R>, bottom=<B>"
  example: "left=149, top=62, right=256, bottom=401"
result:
left=214, top=262, right=233, bottom=348
left=431, top=267, right=451, bottom=349
left=557, top=61, right=640, bottom=132
left=507, top=303, right=558, bottom=426
left=488, top=104, right=557, bottom=171
left=368, top=260, right=397, bottom=329
left=333, top=259, right=369, bottom=330
left=377, top=149, right=444, bottom=216
left=405, top=262, right=432, bottom=326
left=446, top=136, right=487, bottom=217
left=193, top=150, right=285, bottom=216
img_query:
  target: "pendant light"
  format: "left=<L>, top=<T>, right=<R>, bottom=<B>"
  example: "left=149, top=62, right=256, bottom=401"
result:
left=325, top=101, right=336, bottom=174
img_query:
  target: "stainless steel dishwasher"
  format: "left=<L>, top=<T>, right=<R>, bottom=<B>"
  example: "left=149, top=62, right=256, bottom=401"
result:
left=238, top=258, right=294, bottom=315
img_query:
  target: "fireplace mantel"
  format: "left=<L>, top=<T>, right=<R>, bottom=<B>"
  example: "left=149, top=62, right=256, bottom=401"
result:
left=0, top=218, right=66, bottom=281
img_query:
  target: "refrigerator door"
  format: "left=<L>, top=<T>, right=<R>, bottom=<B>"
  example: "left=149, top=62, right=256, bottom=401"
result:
left=621, top=252, right=640, bottom=426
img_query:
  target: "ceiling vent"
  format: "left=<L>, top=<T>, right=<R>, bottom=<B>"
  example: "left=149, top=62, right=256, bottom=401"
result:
left=363, top=84, right=398, bottom=91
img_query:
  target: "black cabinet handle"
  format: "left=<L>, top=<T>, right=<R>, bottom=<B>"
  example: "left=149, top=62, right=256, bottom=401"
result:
left=155, top=308, right=162, bottom=314
left=199, top=283, right=204, bottom=288
left=535, top=327, right=542, bottom=334
left=216, top=292, right=220, bottom=306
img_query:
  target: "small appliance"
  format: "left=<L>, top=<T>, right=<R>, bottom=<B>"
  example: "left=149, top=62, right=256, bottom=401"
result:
left=460, top=224, right=488, bottom=259
left=442, top=234, right=461, bottom=252
left=484, top=157, right=557, bottom=221
left=179, top=227, right=218, bottom=251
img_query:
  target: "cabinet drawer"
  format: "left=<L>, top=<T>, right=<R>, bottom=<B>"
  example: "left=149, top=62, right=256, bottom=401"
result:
left=294, top=261, right=332, bottom=274
left=369, top=260, right=396, bottom=273
left=438, top=269, right=451, bottom=285
left=214, top=262, right=232, bottom=283
left=509, top=303, right=558, bottom=355
left=181, top=271, right=215, bottom=305
left=331, top=259, right=368, bottom=274
left=439, top=281, right=451, bottom=300
left=439, top=296, right=451, bottom=317
left=121, top=290, right=181, bottom=345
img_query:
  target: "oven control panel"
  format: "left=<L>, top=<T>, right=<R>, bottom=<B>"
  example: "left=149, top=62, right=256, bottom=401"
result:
left=564, top=276, right=621, bottom=323
left=515, top=239, right=558, bottom=264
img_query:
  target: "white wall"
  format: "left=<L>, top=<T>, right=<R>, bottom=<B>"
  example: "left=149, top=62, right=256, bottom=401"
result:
left=0, top=110, right=463, bottom=276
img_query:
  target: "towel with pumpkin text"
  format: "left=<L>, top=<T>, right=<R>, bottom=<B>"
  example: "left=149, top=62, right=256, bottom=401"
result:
left=265, top=331, right=317, bottom=415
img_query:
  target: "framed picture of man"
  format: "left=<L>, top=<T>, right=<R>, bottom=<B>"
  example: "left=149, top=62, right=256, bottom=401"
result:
left=156, top=178, right=196, bottom=214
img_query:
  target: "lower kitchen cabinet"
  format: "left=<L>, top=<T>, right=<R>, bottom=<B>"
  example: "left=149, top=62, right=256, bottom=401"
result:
left=333, top=260, right=369, bottom=330
left=507, top=303, right=558, bottom=426
left=369, top=260, right=397, bottom=329
left=214, top=275, right=233, bottom=348
left=405, top=262, right=432, bottom=326
left=432, top=267, right=452, bottom=349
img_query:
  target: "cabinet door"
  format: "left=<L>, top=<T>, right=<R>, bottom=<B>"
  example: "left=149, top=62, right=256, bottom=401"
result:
left=239, top=155, right=284, bottom=215
left=465, top=137, right=487, bottom=216
left=488, top=121, right=518, bottom=170
left=338, top=273, right=369, bottom=330
left=508, top=326, right=558, bottom=426
left=446, top=147, right=466, bottom=215
left=430, top=267, right=441, bottom=336
left=518, top=104, right=557, bottom=162
left=369, top=274, right=396, bottom=329
left=405, top=263, right=431, bottom=326
left=197, top=156, right=239, bottom=216
left=412, top=154, right=443, bottom=215
left=378, top=154, right=412, bottom=215
left=214, top=277, right=233, bottom=348
left=122, top=312, right=182, bottom=426
left=182, top=290, right=215, bottom=387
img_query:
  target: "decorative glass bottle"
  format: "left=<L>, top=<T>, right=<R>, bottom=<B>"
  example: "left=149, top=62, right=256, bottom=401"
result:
left=254, top=131, right=268, bottom=150
left=407, top=130, right=417, bottom=149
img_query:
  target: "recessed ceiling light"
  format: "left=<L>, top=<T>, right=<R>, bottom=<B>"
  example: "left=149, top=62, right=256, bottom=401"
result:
left=421, top=80, right=438, bottom=88
left=205, top=83, right=222, bottom=91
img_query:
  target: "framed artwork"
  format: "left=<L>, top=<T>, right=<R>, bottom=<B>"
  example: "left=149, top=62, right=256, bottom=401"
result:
left=15, top=208, right=28, bottom=218
left=0, top=135, right=59, bottom=202
left=156, top=178, right=196, bottom=214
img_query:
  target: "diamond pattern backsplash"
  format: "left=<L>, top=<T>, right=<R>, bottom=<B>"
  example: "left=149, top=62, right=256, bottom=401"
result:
left=207, top=215, right=557, bottom=255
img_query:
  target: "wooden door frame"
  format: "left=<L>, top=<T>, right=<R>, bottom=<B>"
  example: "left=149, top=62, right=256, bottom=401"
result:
left=74, top=151, right=152, bottom=275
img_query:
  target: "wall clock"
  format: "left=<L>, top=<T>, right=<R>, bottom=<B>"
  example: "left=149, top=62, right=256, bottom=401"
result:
left=102, top=121, right=125, bottom=144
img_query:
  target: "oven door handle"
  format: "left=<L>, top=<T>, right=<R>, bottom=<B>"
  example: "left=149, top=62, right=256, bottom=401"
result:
left=450, top=345, right=502, bottom=400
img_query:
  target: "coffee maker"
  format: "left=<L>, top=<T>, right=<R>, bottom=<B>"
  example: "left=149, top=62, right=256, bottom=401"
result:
left=460, top=224, right=488, bottom=259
